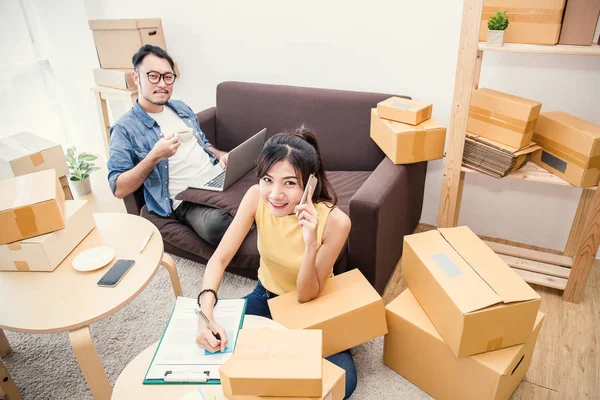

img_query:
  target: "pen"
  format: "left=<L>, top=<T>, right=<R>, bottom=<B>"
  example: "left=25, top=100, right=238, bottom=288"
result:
left=195, top=309, right=221, bottom=340
left=139, top=231, right=153, bottom=253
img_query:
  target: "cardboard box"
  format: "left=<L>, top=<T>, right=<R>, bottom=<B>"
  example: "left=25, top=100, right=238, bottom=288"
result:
left=220, top=329, right=322, bottom=397
left=402, top=226, right=541, bottom=357
left=60, top=176, right=74, bottom=200
left=558, top=0, right=600, bottom=45
left=268, top=269, right=388, bottom=357
left=0, top=200, right=95, bottom=272
left=384, top=289, right=545, bottom=400
left=0, top=169, right=66, bottom=245
left=223, top=358, right=345, bottom=400
left=467, top=88, right=541, bottom=150
left=370, top=109, right=446, bottom=164
left=479, top=0, right=566, bottom=45
left=93, top=63, right=180, bottom=91
left=531, top=111, right=600, bottom=188
left=0, top=132, right=68, bottom=181
left=377, top=97, right=433, bottom=126
left=89, top=18, right=167, bottom=69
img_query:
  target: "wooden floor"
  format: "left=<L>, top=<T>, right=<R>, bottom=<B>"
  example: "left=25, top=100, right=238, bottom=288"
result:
left=383, top=224, right=600, bottom=400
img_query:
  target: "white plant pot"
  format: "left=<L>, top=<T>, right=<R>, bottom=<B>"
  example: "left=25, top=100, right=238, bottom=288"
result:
left=71, top=177, right=92, bottom=196
left=486, top=30, right=505, bottom=47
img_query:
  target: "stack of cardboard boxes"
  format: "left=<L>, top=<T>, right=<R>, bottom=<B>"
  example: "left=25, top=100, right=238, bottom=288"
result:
left=370, top=97, right=446, bottom=164
left=384, top=226, right=544, bottom=400
left=0, top=169, right=95, bottom=272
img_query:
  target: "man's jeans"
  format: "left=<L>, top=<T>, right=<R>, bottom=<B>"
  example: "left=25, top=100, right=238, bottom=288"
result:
left=174, top=202, right=234, bottom=246
left=243, top=280, right=358, bottom=399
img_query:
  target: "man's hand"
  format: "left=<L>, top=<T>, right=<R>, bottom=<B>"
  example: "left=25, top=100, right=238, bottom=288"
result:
left=219, top=152, right=229, bottom=169
left=149, top=133, right=181, bottom=161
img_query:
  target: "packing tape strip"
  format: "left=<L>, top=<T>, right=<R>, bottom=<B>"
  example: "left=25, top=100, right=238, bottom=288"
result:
left=412, top=126, right=427, bottom=159
left=29, top=152, right=45, bottom=167
left=7, top=242, right=22, bottom=251
left=532, top=133, right=591, bottom=169
left=482, top=7, right=563, bottom=24
left=486, top=337, right=504, bottom=352
left=14, top=261, right=30, bottom=272
left=432, top=252, right=463, bottom=278
left=13, top=207, right=39, bottom=238
left=13, top=173, right=33, bottom=208
left=469, top=106, right=534, bottom=132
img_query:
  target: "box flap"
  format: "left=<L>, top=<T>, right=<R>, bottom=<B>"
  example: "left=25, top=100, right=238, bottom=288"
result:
left=386, top=289, right=442, bottom=339
left=0, top=169, right=58, bottom=212
left=0, top=132, right=59, bottom=162
left=379, top=114, right=445, bottom=134
left=89, top=19, right=140, bottom=30
left=438, top=227, right=540, bottom=304
left=135, top=18, right=162, bottom=29
left=378, top=96, right=432, bottom=112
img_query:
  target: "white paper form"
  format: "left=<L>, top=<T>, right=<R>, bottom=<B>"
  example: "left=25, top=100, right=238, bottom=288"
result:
left=146, top=296, right=246, bottom=380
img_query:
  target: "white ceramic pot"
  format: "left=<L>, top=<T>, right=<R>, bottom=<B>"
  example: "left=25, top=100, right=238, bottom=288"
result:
left=71, top=177, right=92, bottom=196
left=486, top=30, right=505, bottom=47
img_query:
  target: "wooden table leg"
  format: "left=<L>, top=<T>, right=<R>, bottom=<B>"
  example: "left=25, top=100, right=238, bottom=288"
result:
left=68, top=326, right=111, bottom=400
left=564, top=187, right=600, bottom=303
left=0, top=330, right=11, bottom=358
left=0, top=360, right=23, bottom=400
left=161, top=254, right=183, bottom=298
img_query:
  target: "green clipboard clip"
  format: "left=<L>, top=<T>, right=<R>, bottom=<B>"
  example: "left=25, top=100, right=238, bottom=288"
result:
left=163, top=369, right=210, bottom=382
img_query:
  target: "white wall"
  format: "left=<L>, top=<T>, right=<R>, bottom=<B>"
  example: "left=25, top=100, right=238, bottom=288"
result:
left=83, top=0, right=600, bottom=253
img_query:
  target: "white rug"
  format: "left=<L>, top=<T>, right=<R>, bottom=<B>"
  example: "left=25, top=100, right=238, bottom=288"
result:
left=2, top=255, right=430, bottom=399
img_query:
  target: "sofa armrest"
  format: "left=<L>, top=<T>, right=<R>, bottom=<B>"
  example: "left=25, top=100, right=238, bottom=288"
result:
left=348, top=157, right=427, bottom=294
left=123, top=187, right=146, bottom=216
left=196, top=107, right=217, bottom=146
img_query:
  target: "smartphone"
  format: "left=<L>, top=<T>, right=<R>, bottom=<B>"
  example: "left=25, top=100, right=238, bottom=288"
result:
left=97, top=259, right=135, bottom=287
left=296, top=174, right=318, bottom=217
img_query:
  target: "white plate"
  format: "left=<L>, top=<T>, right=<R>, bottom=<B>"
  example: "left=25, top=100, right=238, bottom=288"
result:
left=72, top=246, right=116, bottom=272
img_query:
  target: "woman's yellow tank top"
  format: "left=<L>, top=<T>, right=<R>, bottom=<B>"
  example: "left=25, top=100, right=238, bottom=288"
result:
left=255, top=197, right=334, bottom=295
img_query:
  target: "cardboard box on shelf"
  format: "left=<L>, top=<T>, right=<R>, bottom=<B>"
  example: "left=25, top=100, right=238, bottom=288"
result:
left=93, top=63, right=180, bottom=91
left=220, top=329, right=322, bottom=397
left=558, top=0, right=600, bottom=46
left=467, top=88, right=542, bottom=150
left=479, top=0, right=566, bottom=45
left=0, top=200, right=95, bottom=272
left=0, top=132, right=68, bottom=180
left=370, top=109, right=446, bottom=164
left=377, top=97, right=433, bottom=126
left=532, top=111, right=600, bottom=188
left=0, top=169, right=66, bottom=245
left=402, top=226, right=541, bottom=357
left=268, top=269, right=388, bottom=357
left=384, top=289, right=545, bottom=400
left=89, top=18, right=167, bottom=69
left=60, top=176, right=74, bottom=200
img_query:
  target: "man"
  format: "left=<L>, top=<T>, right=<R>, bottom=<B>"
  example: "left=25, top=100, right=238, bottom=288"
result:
left=108, top=45, right=233, bottom=246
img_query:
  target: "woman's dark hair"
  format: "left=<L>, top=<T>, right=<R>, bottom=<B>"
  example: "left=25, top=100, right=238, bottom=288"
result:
left=132, top=45, right=175, bottom=71
left=256, top=125, right=337, bottom=206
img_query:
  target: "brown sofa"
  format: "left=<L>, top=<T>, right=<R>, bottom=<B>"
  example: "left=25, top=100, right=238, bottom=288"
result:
left=123, top=81, right=427, bottom=293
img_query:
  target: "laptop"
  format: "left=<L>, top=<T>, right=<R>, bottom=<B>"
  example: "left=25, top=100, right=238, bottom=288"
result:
left=188, top=128, right=266, bottom=192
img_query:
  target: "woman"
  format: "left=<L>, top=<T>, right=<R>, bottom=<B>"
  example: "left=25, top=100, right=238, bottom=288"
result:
left=195, top=126, right=357, bottom=398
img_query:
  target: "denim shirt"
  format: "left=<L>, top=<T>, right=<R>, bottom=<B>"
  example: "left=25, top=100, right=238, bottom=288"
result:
left=107, top=99, right=216, bottom=217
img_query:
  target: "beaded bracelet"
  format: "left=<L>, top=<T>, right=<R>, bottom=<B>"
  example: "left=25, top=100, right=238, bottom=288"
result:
left=197, top=289, right=218, bottom=309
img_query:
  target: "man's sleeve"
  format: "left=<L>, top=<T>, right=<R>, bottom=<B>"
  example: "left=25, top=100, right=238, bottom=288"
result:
left=107, top=124, right=135, bottom=195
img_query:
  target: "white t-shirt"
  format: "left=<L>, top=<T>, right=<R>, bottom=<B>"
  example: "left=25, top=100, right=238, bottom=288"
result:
left=148, top=107, right=213, bottom=209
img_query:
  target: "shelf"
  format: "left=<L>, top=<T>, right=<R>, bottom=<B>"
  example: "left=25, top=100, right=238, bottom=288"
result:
left=477, top=42, right=600, bottom=56
left=461, top=162, right=598, bottom=190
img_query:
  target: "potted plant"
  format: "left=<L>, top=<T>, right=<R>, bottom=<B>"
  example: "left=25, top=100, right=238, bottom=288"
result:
left=487, top=11, right=509, bottom=47
left=66, top=147, right=100, bottom=196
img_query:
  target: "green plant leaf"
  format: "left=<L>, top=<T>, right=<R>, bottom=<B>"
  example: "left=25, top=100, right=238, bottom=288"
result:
left=78, top=154, right=98, bottom=162
left=67, top=148, right=74, bottom=158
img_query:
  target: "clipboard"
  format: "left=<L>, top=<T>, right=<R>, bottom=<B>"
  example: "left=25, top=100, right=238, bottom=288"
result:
left=143, top=296, right=247, bottom=385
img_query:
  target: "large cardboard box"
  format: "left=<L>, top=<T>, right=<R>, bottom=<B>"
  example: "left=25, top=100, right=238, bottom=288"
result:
left=377, top=97, right=433, bottom=126
left=0, top=169, right=66, bottom=245
left=0, top=200, right=95, bottom=272
left=0, top=132, right=68, bottom=180
left=268, top=269, right=388, bottom=357
left=370, top=109, right=446, bottom=164
left=558, top=0, right=600, bottom=45
left=531, top=111, right=600, bottom=188
left=223, top=358, right=345, bottom=400
left=479, top=0, right=566, bottom=45
left=220, top=329, right=322, bottom=397
left=384, top=289, right=545, bottom=400
left=89, top=18, right=167, bottom=69
left=467, top=88, right=541, bottom=150
left=402, top=226, right=541, bottom=357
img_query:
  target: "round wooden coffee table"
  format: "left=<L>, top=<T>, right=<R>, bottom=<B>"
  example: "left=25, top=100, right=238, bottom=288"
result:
left=0, top=213, right=182, bottom=400
left=111, top=315, right=285, bottom=399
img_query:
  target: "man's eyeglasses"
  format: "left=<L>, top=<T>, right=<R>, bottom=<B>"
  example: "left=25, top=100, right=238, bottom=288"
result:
left=140, top=70, right=177, bottom=85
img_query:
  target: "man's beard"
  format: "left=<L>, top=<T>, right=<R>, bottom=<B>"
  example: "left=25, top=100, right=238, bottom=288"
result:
left=140, top=80, right=170, bottom=105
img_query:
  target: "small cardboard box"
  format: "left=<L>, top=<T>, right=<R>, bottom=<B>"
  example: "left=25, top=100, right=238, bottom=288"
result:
left=223, top=358, right=345, bottom=400
left=0, top=200, right=95, bottom=272
left=60, top=176, right=74, bottom=200
left=532, top=111, right=600, bottom=188
left=88, top=18, right=167, bottom=69
left=370, top=109, right=446, bottom=164
left=467, top=88, right=541, bottom=150
left=384, top=289, right=545, bottom=400
left=402, top=226, right=541, bottom=357
left=479, top=0, right=566, bottom=45
left=268, top=269, right=388, bottom=357
left=0, top=132, right=68, bottom=181
left=559, top=0, right=600, bottom=45
left=377, top=97, right=433, bottom=126
left=0, top=169, right=66, bottom=245
left=220, top=329, right=322, bottom=397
